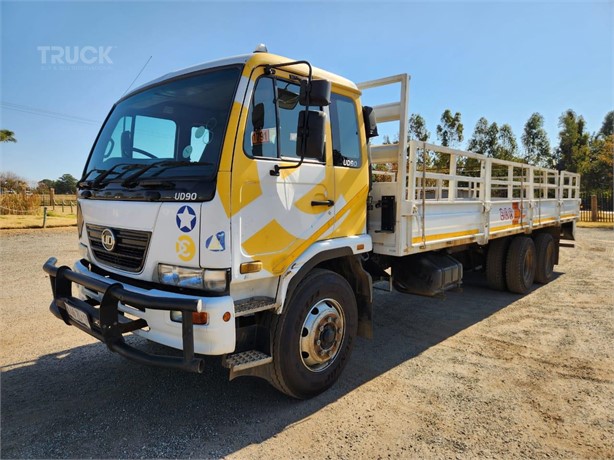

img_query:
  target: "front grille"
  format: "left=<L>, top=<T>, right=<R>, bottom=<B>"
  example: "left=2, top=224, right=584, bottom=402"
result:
left=87, top=224, right=151, bottom=272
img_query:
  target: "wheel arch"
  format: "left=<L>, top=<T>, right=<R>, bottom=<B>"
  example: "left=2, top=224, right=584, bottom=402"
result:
left=277, top=242, right=373, bottom=339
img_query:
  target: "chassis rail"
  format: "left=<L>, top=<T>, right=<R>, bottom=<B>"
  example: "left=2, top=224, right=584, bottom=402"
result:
left=43, top=257, right=205, bottom=373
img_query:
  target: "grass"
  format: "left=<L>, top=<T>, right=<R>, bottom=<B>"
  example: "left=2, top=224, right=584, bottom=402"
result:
left=577, top=221, right=614, bottom=229
left=0, top=206, right=77, bottom=229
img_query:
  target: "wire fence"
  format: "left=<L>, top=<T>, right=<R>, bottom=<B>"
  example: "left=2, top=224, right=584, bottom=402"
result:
left=580, top=192, right=614, bottom=223
left=39, top=194, right=77, bottom=207
left=0, top=193, right=76, bottom=216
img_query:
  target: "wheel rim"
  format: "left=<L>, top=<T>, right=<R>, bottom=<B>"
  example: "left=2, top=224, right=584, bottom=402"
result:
left=299, top=299, right=345, bottom=372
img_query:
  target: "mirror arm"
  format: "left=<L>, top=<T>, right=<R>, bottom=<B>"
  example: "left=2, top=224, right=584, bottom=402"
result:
left=264, top=61, right=313, bottom=82
left=265, top=61, right=313, bottom=176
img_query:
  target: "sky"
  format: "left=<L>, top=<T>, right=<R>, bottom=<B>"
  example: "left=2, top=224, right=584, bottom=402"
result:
left=1, top=0, right=612, bottom=184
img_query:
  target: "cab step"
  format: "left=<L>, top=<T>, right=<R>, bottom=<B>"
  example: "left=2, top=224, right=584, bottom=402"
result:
left=234, top=296, right=276, bottom=317
left=223, top=350, right=272, bottom=371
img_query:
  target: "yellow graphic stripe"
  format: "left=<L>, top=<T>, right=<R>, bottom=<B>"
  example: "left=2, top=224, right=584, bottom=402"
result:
left=267, top=184, right=369, bottom=275
left=534, top=217, right=556, bottom=225
left=334, top=185, right=369, bottom=227
left=412, top=228, right=479, bottom=245
left=490, top=223, right=523, bottom=232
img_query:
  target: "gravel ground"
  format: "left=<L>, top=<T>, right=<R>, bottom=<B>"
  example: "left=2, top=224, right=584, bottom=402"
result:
left=1, top=227, right=613, bottom=459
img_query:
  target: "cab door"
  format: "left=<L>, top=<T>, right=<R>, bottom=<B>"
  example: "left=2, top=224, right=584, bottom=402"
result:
left=232, top=71, right=335, bottom=278
left=329, top=92, right=370, bottom=238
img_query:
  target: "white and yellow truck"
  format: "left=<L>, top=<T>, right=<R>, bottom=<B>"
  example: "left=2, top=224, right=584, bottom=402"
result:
left=44, top=46, right=580, bottom=398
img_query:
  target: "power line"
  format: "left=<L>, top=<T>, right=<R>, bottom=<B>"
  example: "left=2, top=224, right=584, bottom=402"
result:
left=0, top=101, right=101, bottom=125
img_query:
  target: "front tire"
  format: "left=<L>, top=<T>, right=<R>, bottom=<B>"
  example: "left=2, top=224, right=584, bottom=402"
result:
left=269, top=269, right=357, bottom=399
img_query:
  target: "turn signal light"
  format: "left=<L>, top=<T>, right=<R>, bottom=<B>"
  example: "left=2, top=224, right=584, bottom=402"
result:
left=170, top=311, right=208, bottom=325
left=240, top=261, right=262, bottom=274
left=192, top=312, right=208, bottom=325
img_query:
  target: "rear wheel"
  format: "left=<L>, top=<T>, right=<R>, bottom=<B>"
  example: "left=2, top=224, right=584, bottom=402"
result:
left=505, top=236, right=536, bottom=294
left=269, top=269, right=357, bottom=399
left=486, top=237, right=510, bottom=291
left=534, top=233, right=555, bottom=284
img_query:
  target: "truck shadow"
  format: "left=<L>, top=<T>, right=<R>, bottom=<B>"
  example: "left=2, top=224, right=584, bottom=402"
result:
left=0, top=271, right=561, bottom=459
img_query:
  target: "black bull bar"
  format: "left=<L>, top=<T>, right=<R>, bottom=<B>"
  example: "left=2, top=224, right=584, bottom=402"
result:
left=43, top=257, right=205, bottom=373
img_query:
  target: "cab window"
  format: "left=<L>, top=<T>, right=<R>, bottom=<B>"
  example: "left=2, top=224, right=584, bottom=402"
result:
left=330, top=94, right=361, bottom=168
left=243, top=77, right=306, bottom=160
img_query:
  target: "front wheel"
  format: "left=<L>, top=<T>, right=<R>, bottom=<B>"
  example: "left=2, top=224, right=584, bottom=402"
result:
left=269, top=269, right=358, bottom=399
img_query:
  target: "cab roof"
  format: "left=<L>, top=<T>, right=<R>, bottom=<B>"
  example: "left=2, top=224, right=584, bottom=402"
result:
left=125, top=51, right=358, bottom=100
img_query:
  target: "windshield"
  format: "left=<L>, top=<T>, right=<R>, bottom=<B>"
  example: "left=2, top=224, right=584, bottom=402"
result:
left=84, top=66, right=242, bottom=186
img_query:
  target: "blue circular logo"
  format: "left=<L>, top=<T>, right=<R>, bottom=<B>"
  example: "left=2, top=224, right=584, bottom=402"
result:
left=176, top=206, right=197, bottom=233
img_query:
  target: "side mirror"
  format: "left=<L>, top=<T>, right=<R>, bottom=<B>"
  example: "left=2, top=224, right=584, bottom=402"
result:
left=277, top=87, right=300, bottom=110
left=296, top=110, right=326, bottom=161
left=299, top=79, right=331, bottom=107
left=363, top=106, right=379, bottom=139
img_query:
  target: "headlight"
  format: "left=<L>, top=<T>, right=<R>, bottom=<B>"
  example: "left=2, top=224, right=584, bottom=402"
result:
left=158, top=264, right=205, bottom=289
left=158, top=264, right=228, bottom=292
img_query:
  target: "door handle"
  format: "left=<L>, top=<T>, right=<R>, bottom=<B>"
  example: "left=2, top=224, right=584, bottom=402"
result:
left=311, top=199, right=335, bottom=207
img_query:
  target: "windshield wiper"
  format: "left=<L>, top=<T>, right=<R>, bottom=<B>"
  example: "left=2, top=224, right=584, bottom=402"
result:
left=121, top=160, right=202, bottom=188
left=78, top=168, right=106, bottom=189
left=89, top=163, right=142, bottom=190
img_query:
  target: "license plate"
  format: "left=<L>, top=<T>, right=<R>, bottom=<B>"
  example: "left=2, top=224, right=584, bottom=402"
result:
left=66, top=304, right=91, bottom=330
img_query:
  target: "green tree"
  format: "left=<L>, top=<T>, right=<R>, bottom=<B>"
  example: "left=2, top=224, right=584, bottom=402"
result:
left=408, top=114, right=430, bottom=142
left=555, top=109, right=589, bottom=172
left=36, top=179, right=56, bottom=193
left=433, top=110, right=463, bottom=173
left=468, top=118, right=490, bottom=155
left=436, top=110, right=463, bottom=147
left=521, top=113, right=552, bottom=167
left=464, top=118, right=491, bottom=178
left=0, top=129, right=17, bottom=143
left=54, top=174, right=78, bottom=194
left=467, top=117, right=500, bottom=157
left=578, top=111, right=614, bottom=193
left=496, top=124, right=519, bottom=161
left=599, top=110, right=614, bottom=138
left=579, top=134, right=613, bottom=193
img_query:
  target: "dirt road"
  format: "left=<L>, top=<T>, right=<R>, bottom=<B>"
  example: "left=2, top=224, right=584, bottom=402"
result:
left=1, top=227, right=613, bottom=458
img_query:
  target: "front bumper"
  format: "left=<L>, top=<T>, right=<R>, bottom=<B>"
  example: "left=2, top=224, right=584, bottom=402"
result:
left=43, top=257, right=234, bottom=373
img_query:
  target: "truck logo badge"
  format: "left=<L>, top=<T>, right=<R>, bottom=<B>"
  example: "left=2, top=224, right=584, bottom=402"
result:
left=176, top=205, right=196, bottom=232
left=175, top=235, right=196, bottom=261
left=101, top=228, right=116, bottom=252
left=205, top=231, right=225, bottom=252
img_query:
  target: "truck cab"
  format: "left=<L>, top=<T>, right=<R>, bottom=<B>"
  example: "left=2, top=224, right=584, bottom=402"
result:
left=45, top=48, right=374, bottom=398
